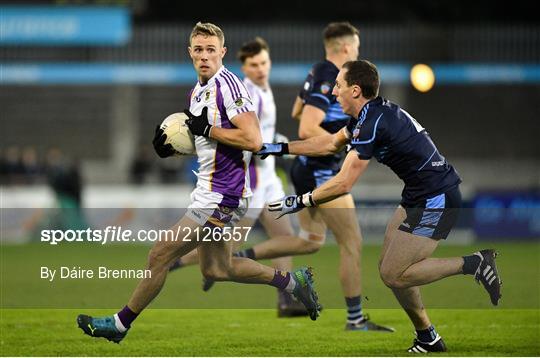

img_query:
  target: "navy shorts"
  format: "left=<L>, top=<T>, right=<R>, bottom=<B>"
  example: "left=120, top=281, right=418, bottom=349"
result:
left=398, top=186, right=462, bottom=240
left=290, top=157, right=338, bottom=195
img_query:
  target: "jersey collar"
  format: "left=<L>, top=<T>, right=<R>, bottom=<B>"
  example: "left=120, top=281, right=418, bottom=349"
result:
left=198, top=65, right=226, bottom=87
left=244, top=76, right=270, bottom=92
left=356, top=96, right=383, bottom=122
left=323, top=59, right=339, bottom=72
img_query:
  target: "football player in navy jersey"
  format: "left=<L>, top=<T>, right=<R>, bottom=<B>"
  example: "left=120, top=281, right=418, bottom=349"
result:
left=259, top=60, right=502, bottom=353
left=249, top=22, right=392, bottom=331
left=292, top=22, right=392, bottom=332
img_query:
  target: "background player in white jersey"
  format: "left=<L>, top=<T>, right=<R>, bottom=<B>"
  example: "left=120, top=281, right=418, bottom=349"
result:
left=170, top=37, right=308, bottom=316
left=76, top=22, right=320, bottom=344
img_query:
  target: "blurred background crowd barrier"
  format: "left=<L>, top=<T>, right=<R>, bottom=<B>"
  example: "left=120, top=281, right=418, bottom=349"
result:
left=1, top=0, right=539, bottom=242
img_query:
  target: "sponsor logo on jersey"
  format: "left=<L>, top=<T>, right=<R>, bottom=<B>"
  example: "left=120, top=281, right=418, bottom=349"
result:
left=205, top=91, right=211, bottom=101
left=320, top=82, right=331, bottom=94
left=235, top=98, right=243, bottom=107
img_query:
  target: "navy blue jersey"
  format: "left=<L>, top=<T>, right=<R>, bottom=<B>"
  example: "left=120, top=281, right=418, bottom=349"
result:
left=298, top=60, right=351, bottom=171
left=348, top=97, right=461, bottom=204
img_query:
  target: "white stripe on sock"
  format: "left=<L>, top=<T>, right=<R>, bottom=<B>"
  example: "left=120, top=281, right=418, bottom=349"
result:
left=114, top=313, right=127, bottom=333
left=285, top=275, right=297, bottom=293
left=347, top=316, right=365, bottom=325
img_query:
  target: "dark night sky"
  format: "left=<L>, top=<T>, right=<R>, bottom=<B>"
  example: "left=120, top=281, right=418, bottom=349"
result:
left=2, top=0, right=538, bottom=24
left=136, top=0, right=539, bottom=24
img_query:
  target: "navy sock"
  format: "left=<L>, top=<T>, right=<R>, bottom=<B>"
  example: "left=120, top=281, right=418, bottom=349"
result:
left=233, top=248, right=256, bottom=260
left=117, top=305, right=138, bottom=329
left=345, top=296, right=363, bottom=323
left=417, top=325, right=438, bottom=343
left=462, top=254, right=481, bottom=275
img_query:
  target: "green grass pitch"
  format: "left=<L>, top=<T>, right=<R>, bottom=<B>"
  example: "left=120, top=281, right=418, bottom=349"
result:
left=1, top=242, right=539, bottom=356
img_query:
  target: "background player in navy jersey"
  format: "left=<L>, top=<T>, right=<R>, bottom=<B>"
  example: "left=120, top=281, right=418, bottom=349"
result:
left=238, top=22, right=392, bottom=331
left=289, top=22, right=391, bottom=331
left=259, top=60, right=502, bottom=353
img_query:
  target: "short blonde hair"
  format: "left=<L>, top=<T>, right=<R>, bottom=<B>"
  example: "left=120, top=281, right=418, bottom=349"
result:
left=190, top=22, right=225, bottom=46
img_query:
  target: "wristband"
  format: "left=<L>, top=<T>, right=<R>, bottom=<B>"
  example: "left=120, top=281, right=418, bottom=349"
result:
left=301, top=192, right=315, bottom=207
left=282, top=142, right=290, bottom=155
left=205, top=124, right=213, bottom=138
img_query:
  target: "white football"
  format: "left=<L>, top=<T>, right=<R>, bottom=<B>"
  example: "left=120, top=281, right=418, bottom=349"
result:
left=160, top=112, right=196, bottom=156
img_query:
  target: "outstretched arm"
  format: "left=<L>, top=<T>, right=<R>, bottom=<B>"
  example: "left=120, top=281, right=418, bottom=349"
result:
left=258, top=127, right=350, bottom=158
left=311, top=151, right=369, bottom=204
left=268, top=151, right=369, bottom=218
left=289, top=127, right=350, bottom=156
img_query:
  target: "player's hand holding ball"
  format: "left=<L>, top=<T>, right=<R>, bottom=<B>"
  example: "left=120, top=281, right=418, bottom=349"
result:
left=154, top=112, right=196, bottom=157
left=152, top=125, right=176, bottom=158
left=184, top=107, right=212, bottom=137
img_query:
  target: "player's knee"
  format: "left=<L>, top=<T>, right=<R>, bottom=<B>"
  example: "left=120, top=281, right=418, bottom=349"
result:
left=147, top=245, right=172, bottom=271
left=338, top=238, right=361, bottom=259
left=379, top=265, right=405, bottom=289
left=302, top=240, right=322, bottom=254
left=298, top=229, right=324, bottom=253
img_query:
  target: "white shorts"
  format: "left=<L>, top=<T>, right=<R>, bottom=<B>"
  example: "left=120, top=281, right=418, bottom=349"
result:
left=186, top=186, right=249, bottom=228
left=244, top=173, right=286, bottom=220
